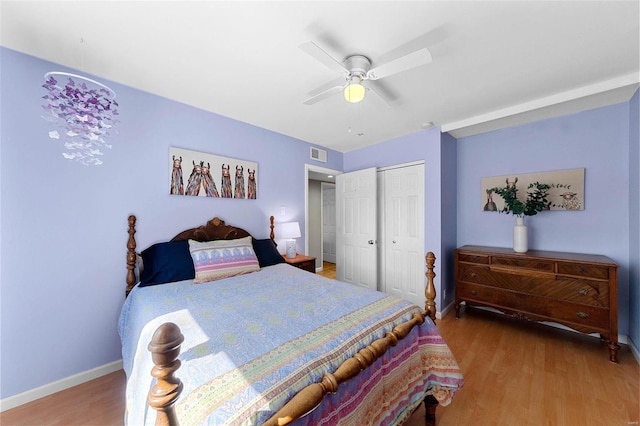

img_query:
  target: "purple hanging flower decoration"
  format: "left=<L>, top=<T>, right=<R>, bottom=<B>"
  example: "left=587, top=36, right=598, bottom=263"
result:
left=42, top=72, right=119, bottom=166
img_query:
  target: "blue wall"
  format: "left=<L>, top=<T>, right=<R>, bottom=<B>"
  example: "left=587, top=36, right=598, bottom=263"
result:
left=456, top=103, right=632, bottom=335
left=0, top=47, right=342, bottom=399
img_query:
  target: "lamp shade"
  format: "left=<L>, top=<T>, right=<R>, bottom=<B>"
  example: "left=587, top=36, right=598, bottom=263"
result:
left=278, top=222, right=301, bottom=258
left=278, top=222, right=301, bottom=239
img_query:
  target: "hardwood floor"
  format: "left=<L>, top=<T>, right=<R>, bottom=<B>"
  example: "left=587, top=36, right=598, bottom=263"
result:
left=2, top=306, right=638, bottom=425
left=406, top=309, right=639, bottom=425
left=318, top=261, right=336, bottom=279
left=1, top=368, right=126, bottom=425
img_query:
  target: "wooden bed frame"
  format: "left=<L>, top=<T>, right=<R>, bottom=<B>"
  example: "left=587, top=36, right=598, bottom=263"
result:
left=125, top=215, right=441, bottom=426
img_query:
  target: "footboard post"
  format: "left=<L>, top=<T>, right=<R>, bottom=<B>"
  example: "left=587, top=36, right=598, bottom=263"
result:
left=148, top=323, right=184, bottom=426
left=126, top=215, right=137, bottom=297
left=270, top=215, right=275, bottom=240
left=424, top=395, right=438, bottom=426
left=425, top=252, right=437, bottom=323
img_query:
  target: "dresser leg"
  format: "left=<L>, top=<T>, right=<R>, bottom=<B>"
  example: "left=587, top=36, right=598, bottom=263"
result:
left=455, top=302, right=461, bottom=318
left=608, top=342, right=620, bottom=363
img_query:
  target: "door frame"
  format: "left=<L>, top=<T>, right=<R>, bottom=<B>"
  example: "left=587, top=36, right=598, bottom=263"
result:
left=321, top=181, right=337, bottom=264
left=304, top=164, right=342, bottom=264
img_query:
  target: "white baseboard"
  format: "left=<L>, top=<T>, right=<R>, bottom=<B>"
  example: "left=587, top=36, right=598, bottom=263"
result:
left=437, top=300, right=455, bottom=320
left=629, top=338, right=640, bottom=364
left=0, top=360, right=123, bottom=412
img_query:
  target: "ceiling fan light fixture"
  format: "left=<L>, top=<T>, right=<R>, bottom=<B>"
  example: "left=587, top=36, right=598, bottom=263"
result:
left=344, top=77, right=365, bottom=103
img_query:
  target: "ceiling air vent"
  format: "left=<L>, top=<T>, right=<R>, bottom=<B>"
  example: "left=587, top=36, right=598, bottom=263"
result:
left=310, top=147, right=327, bottom=162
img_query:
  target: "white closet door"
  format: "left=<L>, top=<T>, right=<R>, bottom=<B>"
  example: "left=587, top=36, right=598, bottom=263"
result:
left=336, top=168, right=377, bottom=290
left=381, top=164, right=425, bottom=306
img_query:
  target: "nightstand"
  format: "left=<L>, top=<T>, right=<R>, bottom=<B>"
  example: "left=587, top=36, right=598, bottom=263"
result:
left=283, top=254, right=316, bottom=273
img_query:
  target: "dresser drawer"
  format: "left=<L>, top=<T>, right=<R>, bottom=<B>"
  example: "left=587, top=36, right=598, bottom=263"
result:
left=557, top=262, right=609, bottom=280
left=550, top=278, right=609, bottom=307
left=458, top=253, right=490, bottom=264
left=491, top=256, right=555, bottom=272
left=457, top=283, right=609, bottom=330
left=458, top=264, right=608, bottom=307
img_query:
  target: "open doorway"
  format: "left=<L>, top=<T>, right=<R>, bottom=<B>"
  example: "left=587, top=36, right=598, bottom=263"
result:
left=305, top=164, right=341, bottom=274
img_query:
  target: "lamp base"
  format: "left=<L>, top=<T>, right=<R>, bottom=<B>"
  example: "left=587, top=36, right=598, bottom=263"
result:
left=285, top=240, right=296, bottom=259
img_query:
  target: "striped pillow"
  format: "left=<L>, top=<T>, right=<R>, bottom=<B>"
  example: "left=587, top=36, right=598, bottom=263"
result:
left=188, top=236, right=260, bottom=284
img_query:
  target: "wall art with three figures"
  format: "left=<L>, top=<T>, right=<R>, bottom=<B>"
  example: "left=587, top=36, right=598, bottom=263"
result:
left=481, top=168, right=585, bottom=212
left=169, top=147, right=258, bottom=199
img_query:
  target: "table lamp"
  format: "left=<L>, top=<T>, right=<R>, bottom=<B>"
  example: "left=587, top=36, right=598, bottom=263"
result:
left=279, top=221, right=301, bottom=259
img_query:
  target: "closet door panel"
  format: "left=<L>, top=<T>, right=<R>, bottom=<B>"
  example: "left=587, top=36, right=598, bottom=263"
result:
left=381, top=164, right=425, bottom=306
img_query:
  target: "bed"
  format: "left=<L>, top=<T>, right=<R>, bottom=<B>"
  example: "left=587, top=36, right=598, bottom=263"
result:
left=119, top=215, right=464, bottom=425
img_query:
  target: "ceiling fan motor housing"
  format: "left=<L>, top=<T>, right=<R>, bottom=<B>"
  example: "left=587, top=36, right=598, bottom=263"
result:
left=343, top=55, right=371, bottom=80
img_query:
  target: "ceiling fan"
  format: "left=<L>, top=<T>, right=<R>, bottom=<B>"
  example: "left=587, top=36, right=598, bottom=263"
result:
left=300, top=41, right=432, bottom=106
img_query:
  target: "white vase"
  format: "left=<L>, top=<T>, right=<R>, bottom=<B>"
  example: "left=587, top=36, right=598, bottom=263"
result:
left=513, top=217, right=528, bottom=253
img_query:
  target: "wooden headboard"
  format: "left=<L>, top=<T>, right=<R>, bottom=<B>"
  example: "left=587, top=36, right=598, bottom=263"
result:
left=170, top=217, right=251, bottom=242
left=126, top=215, right=277, bottom=296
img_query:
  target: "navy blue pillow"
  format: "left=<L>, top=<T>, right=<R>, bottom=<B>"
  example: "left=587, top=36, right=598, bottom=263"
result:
left=252, top=238, right=285, bottom=267
left=139, top=240, right=195, bottom=287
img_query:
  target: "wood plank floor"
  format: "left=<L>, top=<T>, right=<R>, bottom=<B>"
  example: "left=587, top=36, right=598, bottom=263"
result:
left=2, top=289, right=637, bottom=425
left=320, top=261, right=336, bottom=279
left=406, top=309, right=639, bottom=426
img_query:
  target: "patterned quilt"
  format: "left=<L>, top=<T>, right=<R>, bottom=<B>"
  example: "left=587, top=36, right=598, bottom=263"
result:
left=118, top=263, right=463, bottom=425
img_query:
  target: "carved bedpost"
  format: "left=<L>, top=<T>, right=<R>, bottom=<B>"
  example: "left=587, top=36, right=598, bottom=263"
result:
left=424, top=252, right=439, bottom=425
left=148, top=323, right=184, bottom=426
left=424, top=395, right=439, bottom=426
left=270, top=215, right=275, bottom=240
left=126, top=215, right=137, bottom=297
left=425, top=252, right=437, bottom=323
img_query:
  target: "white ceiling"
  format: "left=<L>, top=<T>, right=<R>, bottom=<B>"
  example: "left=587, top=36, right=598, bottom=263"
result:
left=2, top=1, right=639, bottom=152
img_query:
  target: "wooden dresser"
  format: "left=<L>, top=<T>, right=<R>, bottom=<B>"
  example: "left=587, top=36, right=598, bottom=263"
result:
left=454, top=245, right=619, bottom=362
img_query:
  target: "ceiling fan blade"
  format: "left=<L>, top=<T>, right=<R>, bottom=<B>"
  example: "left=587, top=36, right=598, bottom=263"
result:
left=303, top=85, right=344, bottom=105
left=366, top=48, right=432, bottom=80
left=299, top=41, right=349, bottom=75
left=365, top=81, right=394, bottom=107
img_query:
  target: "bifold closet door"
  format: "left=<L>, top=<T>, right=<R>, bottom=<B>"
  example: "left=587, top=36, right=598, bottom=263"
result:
left=336, top=167, right=378, bottom=290
left=380, top=164, right=425, bottom=306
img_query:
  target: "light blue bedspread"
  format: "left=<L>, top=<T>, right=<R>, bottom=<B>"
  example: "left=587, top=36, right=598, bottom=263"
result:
left=118, top=263, right=463, bottom=425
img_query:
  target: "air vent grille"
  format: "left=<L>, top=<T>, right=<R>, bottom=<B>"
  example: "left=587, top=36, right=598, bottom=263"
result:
left=310, top=147, right=327, bottom=162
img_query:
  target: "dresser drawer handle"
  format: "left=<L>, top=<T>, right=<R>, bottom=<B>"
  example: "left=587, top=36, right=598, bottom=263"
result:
left=470, top=290, right=477, bottom=296
left=576, top=311, right=589, bottom=319
left=470, top=272, right=477, bottom=278
left=577, top=288, right=589, bottom=296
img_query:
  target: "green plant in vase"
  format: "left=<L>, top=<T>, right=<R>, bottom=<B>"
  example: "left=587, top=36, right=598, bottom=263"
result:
left=487, top=178, right=551, bottom=253
left=488, top=179, right=551, bottom=217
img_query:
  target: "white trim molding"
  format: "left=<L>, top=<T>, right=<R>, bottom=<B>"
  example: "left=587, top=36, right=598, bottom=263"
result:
left=442, top=73, right=640, bottom=138
left=629, top=338, right=640, bottom=365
